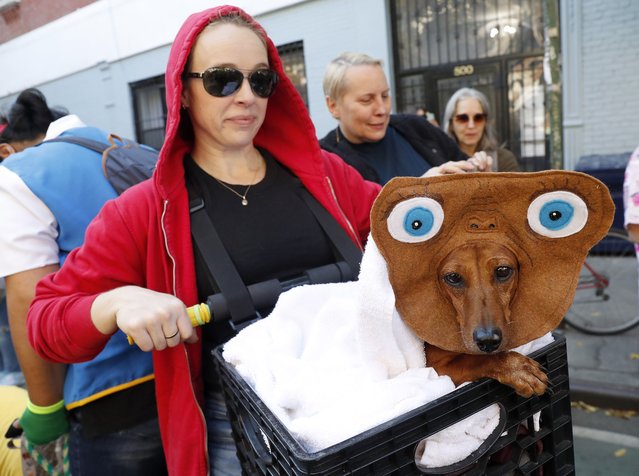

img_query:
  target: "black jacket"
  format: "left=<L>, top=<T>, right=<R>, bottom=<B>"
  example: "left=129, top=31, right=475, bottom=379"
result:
left=319, top=114, right=467, bottom=183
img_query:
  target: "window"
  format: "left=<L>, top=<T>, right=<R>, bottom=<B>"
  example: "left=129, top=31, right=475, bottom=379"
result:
left=392, top=0, right=544, bottom=69
left=130, top=75, right=166, bottom=150
left=391, top=0, right=548, bottom=171
left=277, top=41, right=308, bottom=109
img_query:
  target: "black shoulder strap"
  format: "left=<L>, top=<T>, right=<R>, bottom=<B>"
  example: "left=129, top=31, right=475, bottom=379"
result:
left=45, top=136, right=109, bottom=154
left=295, top=186, right=362, bottom=280
left=187, top=170, right=362, bottom=329
left=189, top=199, right=257, bottom=326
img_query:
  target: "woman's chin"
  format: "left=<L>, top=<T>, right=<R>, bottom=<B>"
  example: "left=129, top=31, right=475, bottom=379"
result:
left=363, top=129, right=388, bottom=143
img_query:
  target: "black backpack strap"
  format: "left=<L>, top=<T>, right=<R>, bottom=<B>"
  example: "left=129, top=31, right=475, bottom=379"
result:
left=45, top=136, right=109, bottom=154
left=295, top=185, right=362, bottom=280
left=189, top=198, right=258, bottom=329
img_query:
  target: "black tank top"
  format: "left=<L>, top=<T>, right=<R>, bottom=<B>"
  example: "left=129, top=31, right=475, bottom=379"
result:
left=184, top=150, right=336, bottom=388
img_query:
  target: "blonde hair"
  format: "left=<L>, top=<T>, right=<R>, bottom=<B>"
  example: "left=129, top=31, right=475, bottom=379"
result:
left=204, top=11, right=267, bottom=47
left=184, top=11, right=268, bottom=75
left=323, top=52, right=383, bottom=100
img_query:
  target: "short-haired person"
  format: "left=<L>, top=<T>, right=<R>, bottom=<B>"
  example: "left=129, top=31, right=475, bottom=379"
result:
left=27, top=6, right=380, bottom=475
left=442, top=87, right=521, bottom=172
left=0, top=89, right=67, bottom=158
left=0, top=90, right=65, bottom=389
left=0, top=89, right=165, bottom=474
left=320, top=52, right=493, bottom=184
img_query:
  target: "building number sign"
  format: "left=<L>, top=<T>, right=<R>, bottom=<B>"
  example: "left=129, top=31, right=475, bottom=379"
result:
left=453, top=64, right=474, bottom=76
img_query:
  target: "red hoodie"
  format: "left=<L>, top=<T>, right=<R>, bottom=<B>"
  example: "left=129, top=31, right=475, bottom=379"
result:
left=28, top=5, right=380, bottom=475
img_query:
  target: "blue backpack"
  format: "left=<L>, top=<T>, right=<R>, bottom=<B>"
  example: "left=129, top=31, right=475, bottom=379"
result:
left=48, top=134, right=158, bottom=195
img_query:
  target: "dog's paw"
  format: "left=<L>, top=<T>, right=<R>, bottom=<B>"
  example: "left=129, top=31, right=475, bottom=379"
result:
left=495, top=352, right=548, bottom=398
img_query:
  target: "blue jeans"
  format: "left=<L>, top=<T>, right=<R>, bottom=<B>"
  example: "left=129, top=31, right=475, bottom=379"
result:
left=206, top=391, right=242, bottom=476
left=0, top=296, right=21, bottom=373
left=69, top=417, right=166, bottom=476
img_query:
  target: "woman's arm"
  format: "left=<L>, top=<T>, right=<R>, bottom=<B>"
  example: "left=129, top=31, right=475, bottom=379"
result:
left=28, top=196, right=197, bottom=361
left=6, top=266, right=66, bottom=406
left=91, top=285, right=195, bottom=352
left=424, top=151, right=492, bottom=176
left=624, top=147, right=639, bottom=242
left=626, top=224, right=639, bottom=243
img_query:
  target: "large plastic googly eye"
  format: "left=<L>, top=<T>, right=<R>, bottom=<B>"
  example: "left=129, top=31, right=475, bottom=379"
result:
left=387, top=197, right=444, bottom=243
left=527, top=191, right=588, bottom=238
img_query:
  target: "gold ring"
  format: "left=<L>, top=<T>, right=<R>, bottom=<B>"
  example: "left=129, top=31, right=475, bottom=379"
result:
left=164, top=330, right=179, bottom=340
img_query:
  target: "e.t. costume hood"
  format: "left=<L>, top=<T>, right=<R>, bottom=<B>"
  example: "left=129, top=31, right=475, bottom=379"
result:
left=28, top=5, right=379, bottom=475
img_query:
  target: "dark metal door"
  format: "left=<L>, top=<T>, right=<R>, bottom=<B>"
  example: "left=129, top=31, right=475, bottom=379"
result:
left=390, top=0, right=549, bottom=171
left=422, top=61, right=504, bottom=138
left=399, top=56, right=546, bottom=171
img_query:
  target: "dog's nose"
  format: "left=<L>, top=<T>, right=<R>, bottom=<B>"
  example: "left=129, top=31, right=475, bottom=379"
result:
left=473, top=326, right=503, bottom=353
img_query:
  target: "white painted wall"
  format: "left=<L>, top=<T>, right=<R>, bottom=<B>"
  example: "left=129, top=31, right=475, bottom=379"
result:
left=1, top=0, right=307, bottom=97
left=561, top=0, right=639, bottom=168
left=0, top=0, right=390, bottom=139
left=580, top=0, right=639, bottom=155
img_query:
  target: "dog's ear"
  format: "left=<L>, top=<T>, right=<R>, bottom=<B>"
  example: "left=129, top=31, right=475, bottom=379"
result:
left=370, top=171, right=615, bottom=351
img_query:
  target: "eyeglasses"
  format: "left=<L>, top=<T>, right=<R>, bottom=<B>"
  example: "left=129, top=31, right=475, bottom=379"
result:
left=453, top=113, right=487, bottom=124
left=185, top=67, right=278, bottom=98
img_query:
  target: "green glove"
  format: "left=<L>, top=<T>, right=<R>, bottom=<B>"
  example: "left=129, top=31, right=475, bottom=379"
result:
left=20, top=399, right=70, bottom=445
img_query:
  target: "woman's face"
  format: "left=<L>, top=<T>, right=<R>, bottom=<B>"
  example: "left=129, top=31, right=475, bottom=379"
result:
left=450, top=98, right=486, bottom=154
left=327, top=64, right=391, bottom=144
left=182, top=23, right=269, bottom=152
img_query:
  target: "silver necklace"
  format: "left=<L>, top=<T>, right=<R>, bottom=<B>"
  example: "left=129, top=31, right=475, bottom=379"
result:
left=213, top=165, right=260, bottom=206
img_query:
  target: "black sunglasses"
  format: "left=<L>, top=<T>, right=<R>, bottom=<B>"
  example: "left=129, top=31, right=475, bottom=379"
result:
left=185, top=67, right=278, bottom=98
left=453, top=113, right=487, bottom=124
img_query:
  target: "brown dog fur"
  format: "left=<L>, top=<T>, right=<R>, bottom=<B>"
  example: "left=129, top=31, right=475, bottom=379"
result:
left=430, top=241, right=548, bottom=396
left=370, top=172, right=615, bottom=397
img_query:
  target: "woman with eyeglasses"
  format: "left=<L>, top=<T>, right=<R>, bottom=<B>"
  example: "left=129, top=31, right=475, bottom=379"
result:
left=26, top=6, right=379, bottom=475
left=320, top=52, right=494, bottom=185
left=442, top=88, right=521, bottom=172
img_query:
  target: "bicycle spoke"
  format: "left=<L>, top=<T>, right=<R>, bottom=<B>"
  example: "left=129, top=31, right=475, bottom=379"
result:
left=564, top=229, right=639, bottom=335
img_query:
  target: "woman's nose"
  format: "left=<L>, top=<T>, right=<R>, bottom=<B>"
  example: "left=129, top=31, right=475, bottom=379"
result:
left=234, top=77, right=256, bottom=102
left=374, top=97, right=389, bottom=115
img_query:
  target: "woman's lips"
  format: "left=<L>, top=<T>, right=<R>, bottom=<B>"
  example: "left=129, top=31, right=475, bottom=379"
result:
left=228, top=115, right=255, bottom=126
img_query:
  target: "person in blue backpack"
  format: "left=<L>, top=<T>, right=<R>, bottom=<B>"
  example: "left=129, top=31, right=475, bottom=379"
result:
left=0, top=88, right=165, bottom=475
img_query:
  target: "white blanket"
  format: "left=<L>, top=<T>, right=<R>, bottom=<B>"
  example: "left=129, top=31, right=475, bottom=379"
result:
left=223, top=237, right=553, bottom=468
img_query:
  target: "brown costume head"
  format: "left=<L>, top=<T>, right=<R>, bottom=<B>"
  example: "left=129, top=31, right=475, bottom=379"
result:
left=370, top=171, right=615, bottom=354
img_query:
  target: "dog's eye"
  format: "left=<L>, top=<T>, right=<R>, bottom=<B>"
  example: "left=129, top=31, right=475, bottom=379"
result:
left=494, top=266, right=513, bottom=282
left=443, top=273, right=464, bottom=287
left=527, top=191, right=588, bottom=238
left=387, top=197, right=444, bottom=243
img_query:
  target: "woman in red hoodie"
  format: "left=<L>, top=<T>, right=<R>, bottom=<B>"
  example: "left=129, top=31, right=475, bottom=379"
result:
left=27, top=5, right=380, bottom=475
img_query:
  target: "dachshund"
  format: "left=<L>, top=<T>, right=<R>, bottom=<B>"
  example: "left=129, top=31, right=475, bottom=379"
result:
left=369, top=172, right=614, bottom=397
left=430, top=241, right=549, bottom=397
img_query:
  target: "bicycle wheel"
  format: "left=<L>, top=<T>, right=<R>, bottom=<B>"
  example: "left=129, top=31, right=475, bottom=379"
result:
left=564, top=228, right=639, bottom=335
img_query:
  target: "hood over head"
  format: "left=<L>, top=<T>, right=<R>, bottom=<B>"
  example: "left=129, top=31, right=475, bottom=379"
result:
left=156, top=5, right=323, bottom=197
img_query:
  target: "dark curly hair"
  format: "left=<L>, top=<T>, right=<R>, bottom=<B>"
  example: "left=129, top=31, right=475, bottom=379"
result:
left=0, top=88, right=68, bottom=144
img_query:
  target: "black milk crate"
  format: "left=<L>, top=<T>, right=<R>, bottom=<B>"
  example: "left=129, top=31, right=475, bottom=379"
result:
left=213, top=333, right=575, bottom=475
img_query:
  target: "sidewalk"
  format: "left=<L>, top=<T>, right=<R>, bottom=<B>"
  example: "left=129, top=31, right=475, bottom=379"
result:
left=557, top=323, right=639, bottom=411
